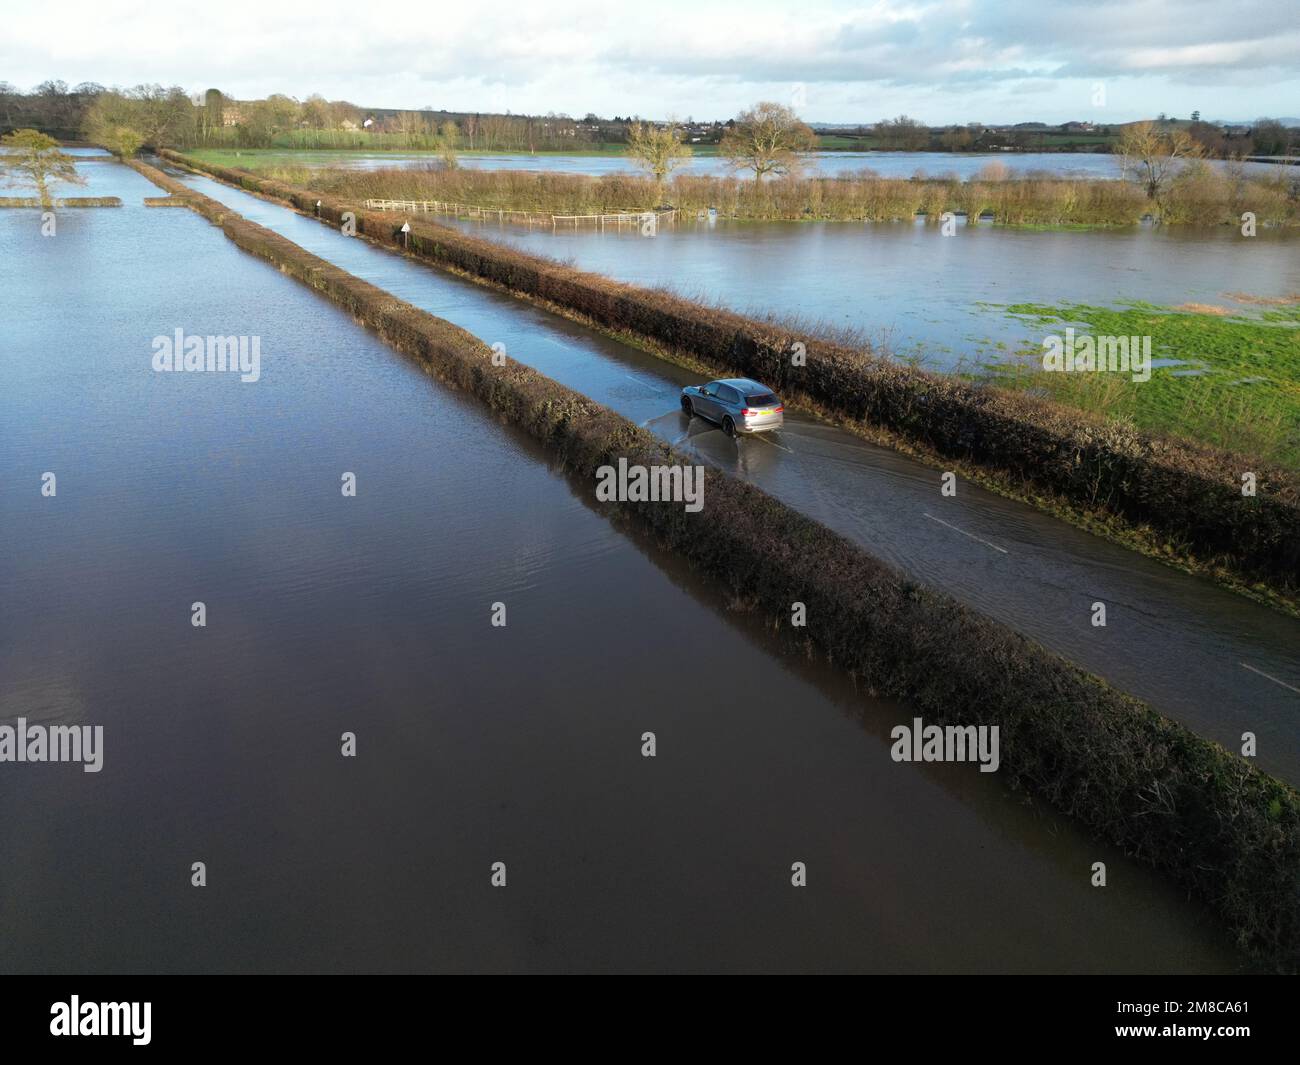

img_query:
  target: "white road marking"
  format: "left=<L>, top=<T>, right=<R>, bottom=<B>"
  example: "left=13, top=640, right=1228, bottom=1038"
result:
left=748, top=433, right=794, bottom=454
left=922, top=512, right=1008, bottom=554
left=1240, top=662, right=1300, bottom=695
left=624, top=373, right=664, bottom=392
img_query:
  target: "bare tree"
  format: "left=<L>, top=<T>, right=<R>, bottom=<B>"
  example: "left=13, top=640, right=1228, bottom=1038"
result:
left=83, top=92, right=146, bottom=157
left=1115, top=120, right=1203, bottom=203
left=299, top=94, right=329, bottom=130
left=939, top=125, right=973, bottom=150
left=1250, top=118, right=1289, bottom=157
left=395, top=110, right=425, bottom=145
left=200, top=88, right=226, bottom=143
left=1, top=128, right=86, bottom=207
left=439, top=119, right=460, bottom=168
left=719, top=101, right=817, bottom=180
left=876, top=115, right=930, bottom=151
left=125, top=84, right=197, bottom=147
left=626, top=119, right=691, bottom=200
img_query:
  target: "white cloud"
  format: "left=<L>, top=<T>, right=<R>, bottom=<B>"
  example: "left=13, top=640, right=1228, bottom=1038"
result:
left=1, top=0, right=1294, bottom=122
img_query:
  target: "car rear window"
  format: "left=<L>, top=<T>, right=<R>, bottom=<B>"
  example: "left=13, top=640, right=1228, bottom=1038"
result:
left=746, top=393, right=778, bottom=406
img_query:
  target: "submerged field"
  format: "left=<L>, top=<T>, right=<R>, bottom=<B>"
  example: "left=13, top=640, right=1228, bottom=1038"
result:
left=7, top=145, right=1282, bottom=976
left=164, top=148, right=1300, bottom=611
left=185, top=146, right=1164, bottom=182
left=237, top=156, right=1300, bottom=226
left=176, top=150, right=1300, bottom=468
left=397, top=199, right=1298, bottom=471
left=986, top=299, right=1300, bottom=468
left=132, top=156, right=1300, bottom=965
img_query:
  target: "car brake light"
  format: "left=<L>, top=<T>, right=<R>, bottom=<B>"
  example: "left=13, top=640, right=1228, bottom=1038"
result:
left=774, top=406, right=784, bottom=413
left=741, top=408, right=753, bottom=416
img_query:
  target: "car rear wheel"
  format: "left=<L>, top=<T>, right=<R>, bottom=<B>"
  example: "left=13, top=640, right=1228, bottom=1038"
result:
left=722, top=416, right=736, bottom=438
left=681, top=396, right=693, bottom=415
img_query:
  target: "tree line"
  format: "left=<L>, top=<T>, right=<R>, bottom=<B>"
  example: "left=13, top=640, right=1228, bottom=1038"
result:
left=1, top=81, right=1294, bottom=163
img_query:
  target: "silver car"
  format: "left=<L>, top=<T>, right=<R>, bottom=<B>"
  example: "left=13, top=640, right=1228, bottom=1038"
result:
left=681, top=378, right=785, bottom=436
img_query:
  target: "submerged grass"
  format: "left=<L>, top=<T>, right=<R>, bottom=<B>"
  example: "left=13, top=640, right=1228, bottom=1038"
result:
left=985, top=300, right=1300, bottom=468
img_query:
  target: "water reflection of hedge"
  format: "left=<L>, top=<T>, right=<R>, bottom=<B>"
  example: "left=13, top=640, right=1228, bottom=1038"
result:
left=135, top=156, right=1300, bottom=969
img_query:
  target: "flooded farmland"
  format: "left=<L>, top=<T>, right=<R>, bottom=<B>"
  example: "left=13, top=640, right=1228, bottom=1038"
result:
left=0, top=157, right=1256, bottom=974
left=436, top=212, right=1300, bottom=367
left=233, top=147, right=1293, bottom=182
left=171, top=166, right=1300, bottom=788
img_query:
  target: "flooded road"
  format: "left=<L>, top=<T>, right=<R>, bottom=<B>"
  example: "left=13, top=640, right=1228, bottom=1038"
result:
left=173, top=166, right=1300, bottom=787
left=0, top=158, right=1255, bottom=973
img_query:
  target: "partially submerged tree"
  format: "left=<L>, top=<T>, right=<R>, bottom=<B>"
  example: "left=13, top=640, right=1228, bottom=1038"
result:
left=719, top=102, right=816, bottom=180
left=626, top=119, right=691, bottom=200
left=0, top=128, right=86, bottom=207
left=438, top=119, right=460, bottom=169
left=1115, top=120, right=1203, bottom=205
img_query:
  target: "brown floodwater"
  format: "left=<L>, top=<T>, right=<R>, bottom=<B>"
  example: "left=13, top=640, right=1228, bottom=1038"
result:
left=175, top=167, right=1300, bottom=789
left=0, top=160, right=1254, bottom=972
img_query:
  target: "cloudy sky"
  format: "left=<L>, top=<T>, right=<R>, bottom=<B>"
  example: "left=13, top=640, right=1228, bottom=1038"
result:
left=4, top=0, right=1295, bottom=123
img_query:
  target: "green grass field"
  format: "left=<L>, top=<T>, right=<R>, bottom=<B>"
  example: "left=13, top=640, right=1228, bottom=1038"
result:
left=987, top=299, right=1300, bottom=467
